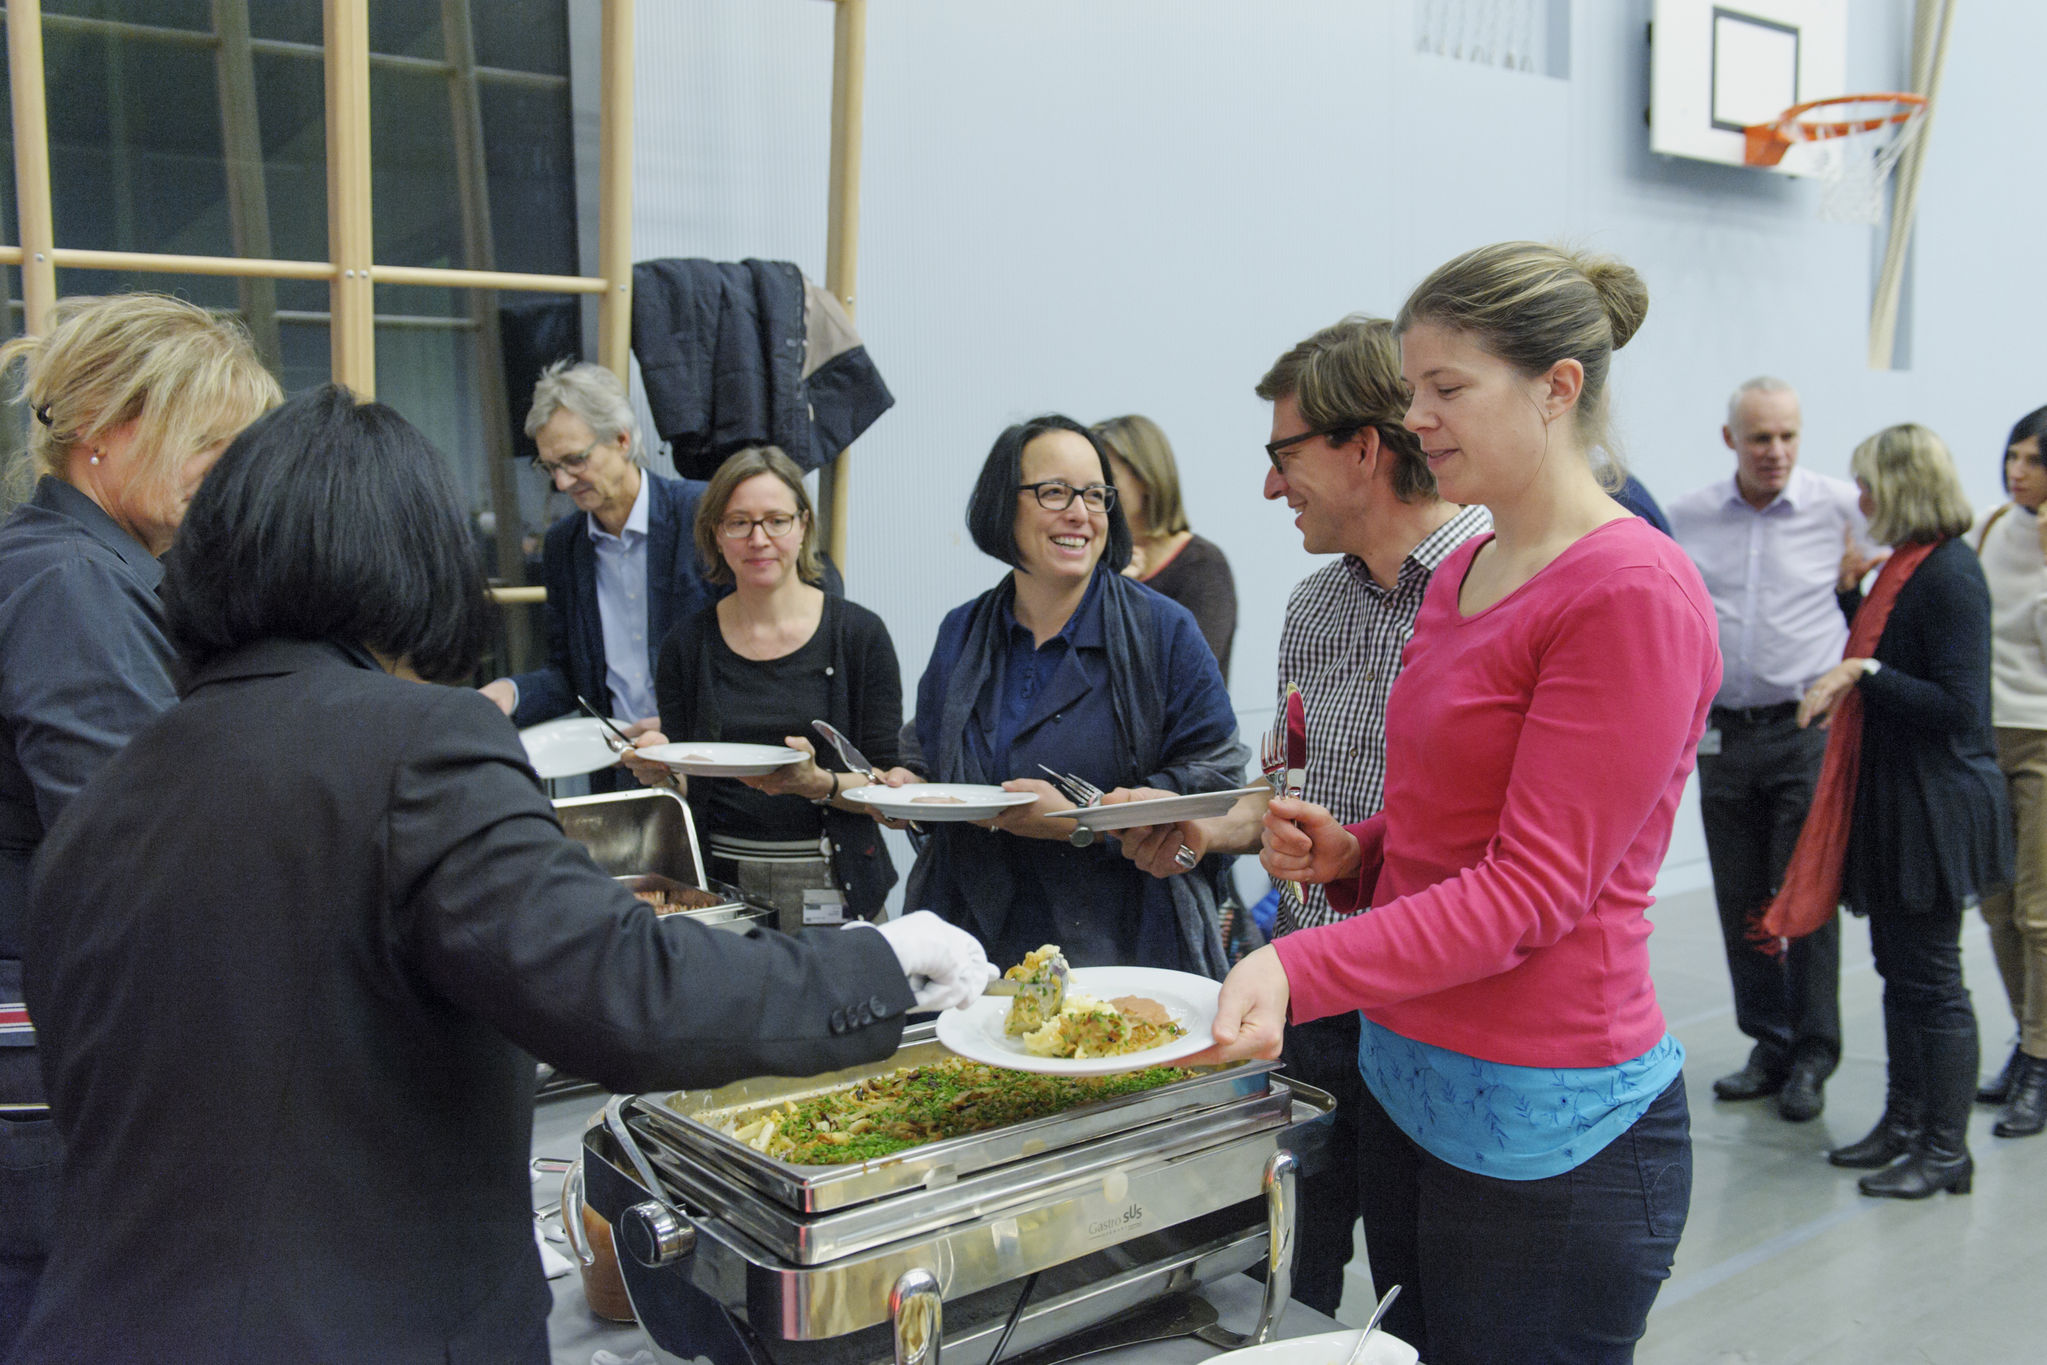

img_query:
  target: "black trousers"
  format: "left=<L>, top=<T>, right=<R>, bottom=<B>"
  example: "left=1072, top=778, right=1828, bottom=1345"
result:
left=1276, top=1010, right=1365, bottom=1316
left=1697, top=707, right=1842, bottom=1072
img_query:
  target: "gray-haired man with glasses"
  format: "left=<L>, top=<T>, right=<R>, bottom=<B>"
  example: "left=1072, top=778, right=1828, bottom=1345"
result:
left=1113, top=315, right=1488, bottom=1317
left=479, top=360, right=716, bottom=761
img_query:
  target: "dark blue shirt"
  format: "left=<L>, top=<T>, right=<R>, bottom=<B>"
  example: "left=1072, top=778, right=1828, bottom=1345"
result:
left=0, top=477, right=176, bottom=1037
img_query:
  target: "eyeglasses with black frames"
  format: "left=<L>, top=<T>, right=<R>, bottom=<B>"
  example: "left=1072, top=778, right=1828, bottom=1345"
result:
left=533, top=444, right=599, bottom=479
left=1265, top=425, right=1363, bottom=475
left=717, top=512, right=803, bottom=540
left=1018, top=480, right=1118, bottom=512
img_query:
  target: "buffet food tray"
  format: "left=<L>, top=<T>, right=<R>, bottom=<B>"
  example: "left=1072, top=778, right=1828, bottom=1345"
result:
left=554, top=787, right=775, bottom=935
left=636, top=1040, right=1282, bottom=1214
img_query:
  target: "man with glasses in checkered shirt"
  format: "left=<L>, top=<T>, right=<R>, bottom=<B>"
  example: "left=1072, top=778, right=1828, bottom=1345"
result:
left=1113, top=315, right=1488, bottom=1315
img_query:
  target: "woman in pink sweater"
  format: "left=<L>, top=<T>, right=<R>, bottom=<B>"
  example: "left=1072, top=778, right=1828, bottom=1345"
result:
left=1203, top=244, right=1721, bottom=1364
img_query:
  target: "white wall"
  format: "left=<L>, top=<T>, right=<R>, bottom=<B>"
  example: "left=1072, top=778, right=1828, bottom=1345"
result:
left=601, top=0, right=2045, bottom=898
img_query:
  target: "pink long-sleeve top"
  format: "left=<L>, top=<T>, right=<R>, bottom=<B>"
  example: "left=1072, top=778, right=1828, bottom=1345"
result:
left=1272, top=517, right=1722, bottom=1068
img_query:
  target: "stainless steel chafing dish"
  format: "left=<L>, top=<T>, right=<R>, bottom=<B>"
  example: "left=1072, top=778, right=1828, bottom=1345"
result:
left=554, top=788, right=775, bottom=935
left=574, top=1024, right=1336, bottom=1365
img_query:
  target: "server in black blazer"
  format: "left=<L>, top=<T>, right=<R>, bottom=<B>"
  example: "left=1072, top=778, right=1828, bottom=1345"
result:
left=11, top=388, right=994, bottom=1365
left=482, top=359, right=715, bottom=741
left=1797, top=423, right=2012, bottom=1201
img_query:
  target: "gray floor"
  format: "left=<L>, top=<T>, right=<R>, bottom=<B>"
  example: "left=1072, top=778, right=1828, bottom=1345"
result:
left=538, top=887, right=2044, bottom=1364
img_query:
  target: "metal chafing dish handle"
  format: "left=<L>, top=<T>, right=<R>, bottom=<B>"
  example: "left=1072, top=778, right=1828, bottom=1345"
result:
left=605, top=1094, right=700, bottom=1269
left=890, top=1267, right=943, bottom=1365
left=1192, top=1146, right=1297, bottom=1351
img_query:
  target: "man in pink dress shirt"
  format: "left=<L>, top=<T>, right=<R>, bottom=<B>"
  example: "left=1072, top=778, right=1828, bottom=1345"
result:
left=1666, top=377, right=1875, bottom=1123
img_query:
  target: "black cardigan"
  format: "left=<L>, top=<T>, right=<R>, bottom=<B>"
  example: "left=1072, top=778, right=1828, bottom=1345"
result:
left=1842, top=537, right=2013, bottom=916
left=655, top=594, right=902, bottom=919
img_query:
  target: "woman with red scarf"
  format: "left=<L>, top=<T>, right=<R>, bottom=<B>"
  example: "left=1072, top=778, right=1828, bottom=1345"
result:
left=1769, top=422, right=2012, bottom=1199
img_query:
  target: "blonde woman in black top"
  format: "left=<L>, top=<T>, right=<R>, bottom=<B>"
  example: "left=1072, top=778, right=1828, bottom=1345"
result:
left=1094, top=414, right=1238, bottom=682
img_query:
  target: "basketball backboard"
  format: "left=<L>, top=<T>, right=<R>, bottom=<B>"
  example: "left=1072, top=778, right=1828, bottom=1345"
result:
left=1649, top=0, right=1848, bottom=176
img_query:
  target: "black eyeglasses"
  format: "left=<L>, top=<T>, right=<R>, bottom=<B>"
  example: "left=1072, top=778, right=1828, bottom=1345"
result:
left=533, top=443, right=600, bottom=479
left=1265, top=425, right=1362, bottom=474
left=717, top=512, right=802, bottom=540
left=1018, top=480, right=1118, bottom=512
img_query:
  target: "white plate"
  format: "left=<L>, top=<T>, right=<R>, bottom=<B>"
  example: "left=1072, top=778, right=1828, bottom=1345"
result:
left=637, top=742, right=806, bottom=777
left=1045, top=784, right=1272, bottom=832
left=935, top=966, right=1220, bottom=1075
left=519, top=716, right=624, bottom=780
left=1207, top=1327, right=1418, bottom=1365
left=844, top=783, right=1039, bottom=822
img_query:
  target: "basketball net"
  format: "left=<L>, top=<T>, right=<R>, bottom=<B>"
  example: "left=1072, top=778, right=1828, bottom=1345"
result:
left=1811, top=113, right=1927, bottom=226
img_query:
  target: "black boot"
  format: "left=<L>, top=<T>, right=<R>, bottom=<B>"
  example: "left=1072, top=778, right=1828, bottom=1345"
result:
left=1828, top=1105, right=1918, bottom=1168
left=1834, top=993, right=1924, bottom=1168
left=1977, top=1044, right=2021, bottom=1105
left=1993, top=1052, right=2047, bottom=1138
left=1860, top=1025, right=1976, bottom=1200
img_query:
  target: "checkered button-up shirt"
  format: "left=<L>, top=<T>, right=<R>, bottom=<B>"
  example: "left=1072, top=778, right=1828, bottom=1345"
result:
left=1272, top=503, right=1492, bottom=934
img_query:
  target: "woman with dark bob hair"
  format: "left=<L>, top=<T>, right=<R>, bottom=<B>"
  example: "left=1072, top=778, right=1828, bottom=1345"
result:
left=898, top=414, right=1245, bottom=975
left=11, top=386, right=992, bottom=1363
left=620, top=445, right=904, bottom=926
left=1968, top=404, right=2047, bottom=1136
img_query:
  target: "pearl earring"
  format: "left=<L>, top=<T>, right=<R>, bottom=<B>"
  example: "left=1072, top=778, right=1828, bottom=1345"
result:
left=89, top=454, right=101, bottom=465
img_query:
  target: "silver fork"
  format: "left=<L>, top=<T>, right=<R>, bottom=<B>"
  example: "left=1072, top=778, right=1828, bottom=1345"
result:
left=1041, top=765, right=1198, bottom=870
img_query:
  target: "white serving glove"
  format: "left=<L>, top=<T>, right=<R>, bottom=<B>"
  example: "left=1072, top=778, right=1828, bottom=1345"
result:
left=864, top=910, right=999, bottom=1012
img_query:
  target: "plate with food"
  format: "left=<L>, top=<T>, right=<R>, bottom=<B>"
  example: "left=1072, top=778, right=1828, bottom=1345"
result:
left=635, top=741, right=806, bottom=777
left=1045, top=784, right=1272, bottom=833
left=936, top=946, right=1221, bottom=1075
left=843, top=783, right=1040, bottom=822
left=519, top=716, right=626, bottom=780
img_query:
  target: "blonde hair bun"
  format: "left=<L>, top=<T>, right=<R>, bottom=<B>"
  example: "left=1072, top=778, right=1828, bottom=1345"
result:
left=1578, top=255, right=1650, bottom=351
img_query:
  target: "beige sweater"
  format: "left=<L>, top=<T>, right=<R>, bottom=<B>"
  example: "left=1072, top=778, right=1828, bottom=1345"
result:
left=1976, top=501, right=2047, bottom=730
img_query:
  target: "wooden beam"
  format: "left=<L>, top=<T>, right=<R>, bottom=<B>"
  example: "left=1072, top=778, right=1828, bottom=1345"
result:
left=596, top=0, right=635, bottom=380
left=324, top=0, right=375, bottom=394
left=1869, top=0, right=1956, bottom=370
left=6, top=0, right=57, bottom=333
left=212, top=0, right=282, bottom=372
left=489, top=585, right=547, bottom=605
left=47, top=248, right=335, bottom=279
left=818, top=0, right=868, bottom=575
left=371, top=263, right=606, bottom=293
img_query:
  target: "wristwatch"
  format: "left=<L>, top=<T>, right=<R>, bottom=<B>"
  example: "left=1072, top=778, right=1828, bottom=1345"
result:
left=811, top=770, right=842, bottom=806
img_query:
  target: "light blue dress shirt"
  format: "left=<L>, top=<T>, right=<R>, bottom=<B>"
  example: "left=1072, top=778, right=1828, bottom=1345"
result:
left=589, top=474, right=657, bottom=723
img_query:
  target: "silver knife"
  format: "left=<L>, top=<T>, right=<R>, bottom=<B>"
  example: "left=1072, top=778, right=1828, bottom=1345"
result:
left=811, top=719, right=882, bottom=783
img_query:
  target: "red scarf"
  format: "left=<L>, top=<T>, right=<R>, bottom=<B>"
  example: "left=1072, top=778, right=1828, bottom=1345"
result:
left=1759, top=539, right=1939, bottom=942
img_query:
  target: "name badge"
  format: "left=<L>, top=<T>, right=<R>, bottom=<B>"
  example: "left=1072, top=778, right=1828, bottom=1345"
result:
left=803, top=890, right=847, bottom=926
left=1697, top=727, right=1722, bottom=757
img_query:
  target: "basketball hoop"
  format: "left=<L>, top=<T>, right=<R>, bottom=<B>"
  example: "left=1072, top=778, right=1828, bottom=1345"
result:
left=1743, top=93, right=1930, bottom=226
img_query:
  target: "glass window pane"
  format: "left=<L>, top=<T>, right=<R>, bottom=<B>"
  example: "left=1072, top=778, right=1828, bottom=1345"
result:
left=473, top=0, right=569, bottom=75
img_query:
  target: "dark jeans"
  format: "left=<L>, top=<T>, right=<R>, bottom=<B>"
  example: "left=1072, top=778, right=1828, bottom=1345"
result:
left=1354, top=1073, right=1692, bottom=1364
left=0, top=1048, right=57, bottom=1360
left=1868, top=906, right=1979, bottom=1131
left=1698, top=708, right=1841, bottom=1073
left=1276, top=1011, right=1365, bottom=1316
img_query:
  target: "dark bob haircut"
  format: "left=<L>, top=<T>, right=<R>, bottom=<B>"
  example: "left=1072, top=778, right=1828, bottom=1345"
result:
left=165, top=384, right=494, bottom=684
left=2003, top=405, right=2047, bottom=492
left=964, top=414, right=1133, bottom=573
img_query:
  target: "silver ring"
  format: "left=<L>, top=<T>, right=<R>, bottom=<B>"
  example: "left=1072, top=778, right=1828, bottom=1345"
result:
left=1174, top=844, right=1199, bottom=870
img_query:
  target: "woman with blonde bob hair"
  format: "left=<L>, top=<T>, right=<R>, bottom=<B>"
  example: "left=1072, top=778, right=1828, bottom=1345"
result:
left=623, top=445, right=905, bottom=925
left=0, top=291, right=278, bottom=1350
left=1772, top=422, right=2010, bottom=1200
left=1201, top=242, right=1722, bottom=1361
